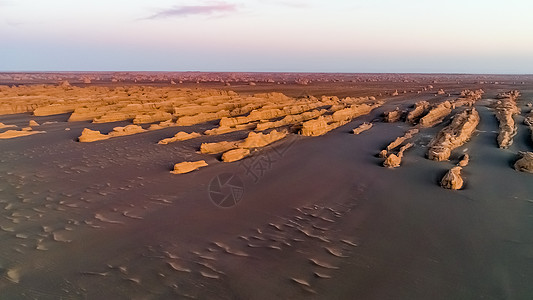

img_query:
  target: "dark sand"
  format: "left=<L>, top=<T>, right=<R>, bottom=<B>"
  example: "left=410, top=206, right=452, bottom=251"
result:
left=0, top=73, right=532, bottom=299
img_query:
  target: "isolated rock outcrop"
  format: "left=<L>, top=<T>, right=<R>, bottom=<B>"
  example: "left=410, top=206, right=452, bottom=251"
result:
left=514, top=152, right=533, bottom=173
left=419, top=101, right=453, bottom=127
left=0, top=122, right=16, bottom=129
left=0, top=129, right=45, bottom=139
left=170, top=160, right=208, bottom=174
left=108, top=125, right=145, bottom=137
left=158, top=131, right=201, bottom=145
left=384, top=108, right=402, bottom=122
left=222, top=148, right=251, bottom=162
left=78, top=128, right=110, bottom=142
left=352, top=122, right=373, bottom=134
left=28, top=120, right=40, bottom=127
left=441, top=166, right=464, bottom=190
left=386, top=129, right=419, bottom=151
left=494, top=91, right=520, bottom=149
left=383, top=143, right=412, bottom=168
left=406, top=101, right=429, bottom=124
left=428, top=108, right=480, bottom=161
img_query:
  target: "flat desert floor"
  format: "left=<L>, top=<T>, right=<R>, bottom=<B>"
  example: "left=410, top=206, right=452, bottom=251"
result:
left=0, top=73, right=532, bottom=299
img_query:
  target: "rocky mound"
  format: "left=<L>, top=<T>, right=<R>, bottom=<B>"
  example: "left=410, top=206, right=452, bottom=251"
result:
left=419, top=101, right=453, bottom=128
left=170, top=160, right=208, bottom=174
left=158, top=132, right=201, bottom=145
left=494, top=91, right=520, bottom=149
left=352, top=122, right=373, bottom=134
left=428, top=108, right=480, bottom=161
left=514, top=152, right=533, bottom=173
left=383, top=143, right=413, bottom=168
left=406, top=101, right=429, bottom=124
left=441, top=166, right=464, bottom=190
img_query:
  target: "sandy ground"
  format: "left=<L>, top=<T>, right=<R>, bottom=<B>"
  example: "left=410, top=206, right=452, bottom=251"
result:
left=0, top=73, right=532, bottom=299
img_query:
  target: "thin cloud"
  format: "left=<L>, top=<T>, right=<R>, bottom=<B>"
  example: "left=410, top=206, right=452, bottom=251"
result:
left=147, top=1, right=238, bottom=19
left=274, top=1, right=310, bottom=8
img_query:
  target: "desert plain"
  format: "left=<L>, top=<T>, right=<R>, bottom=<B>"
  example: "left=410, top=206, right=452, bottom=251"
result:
left=0, top=72, right=532, bottom=299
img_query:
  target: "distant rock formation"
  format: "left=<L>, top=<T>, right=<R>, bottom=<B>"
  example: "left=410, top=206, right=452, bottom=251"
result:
left=300, top=102, right=382, bottom=136
left=441, top=166, right=464, bottom=190
left=428, top=108, right=480, bottom=161
left=352, top=122, right=373, bottom=134
left=170, top=160, right=208, bottom=174
left=419, top=101, right=453, bottom=127
left=494, top=90, right=520, bottom=149
left=514, top=152, right=533, bottom=173
left=454, top=89, right=484, bottom=107
left=28, top=120, right=40, bottom=127
left=240, top=130, right=287, bottom=149
left=158, top=131, right=201, bottom=145
left=78, top=125, right=145, bottom=142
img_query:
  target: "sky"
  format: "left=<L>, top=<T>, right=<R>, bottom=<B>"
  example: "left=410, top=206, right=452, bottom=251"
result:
left=1, top=0, right=532, bottom=73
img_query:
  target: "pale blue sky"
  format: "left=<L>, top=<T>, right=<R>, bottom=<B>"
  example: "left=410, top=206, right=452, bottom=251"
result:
left=1, top=0, right=532, bottom=73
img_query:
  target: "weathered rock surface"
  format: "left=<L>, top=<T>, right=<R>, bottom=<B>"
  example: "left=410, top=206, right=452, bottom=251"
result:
left=383, top=143, right=412, bottom=168
left=222, top=148, right=251, bottom=162
left=158, top=131, right=201, bottom=145
left=133, top=111, right=173, bottom=124
left=352, top=122, right=373, bottom=134
left=255, top=109, right=325, bottom=131
left=494, top=91, right=520, bottom=149
left=78, top=128, right=110, bottom=142
left=0, top=122, right=16, bottom=129
left=170, top=160, right=208, bottom=174
left=28, top=120, right=40, bottom=127
left=200, top=141, right=240, bottom=154
left=441, top=166, right=464, bottom=189
left=419, top=101, right=453, bottom=127
left=301, top=102, right=382, bottom=136
left=108, top=125, right=146, bottom=137
left=0, top=129, right=45, bottom=139
left=386, top=129, right=419, bottom=151
left=454, top=89, right=484, bottom=107
left=384, top=108, right=402, bottom=122
left=428, top=108, right=480, bottom=161
left=240, top=130, right=287, bottom=149
left=514, top=152, right=533, bottom=173
left=406, top=101, right=429, bottom=124
left=458, top=154, right=470, bottom=167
